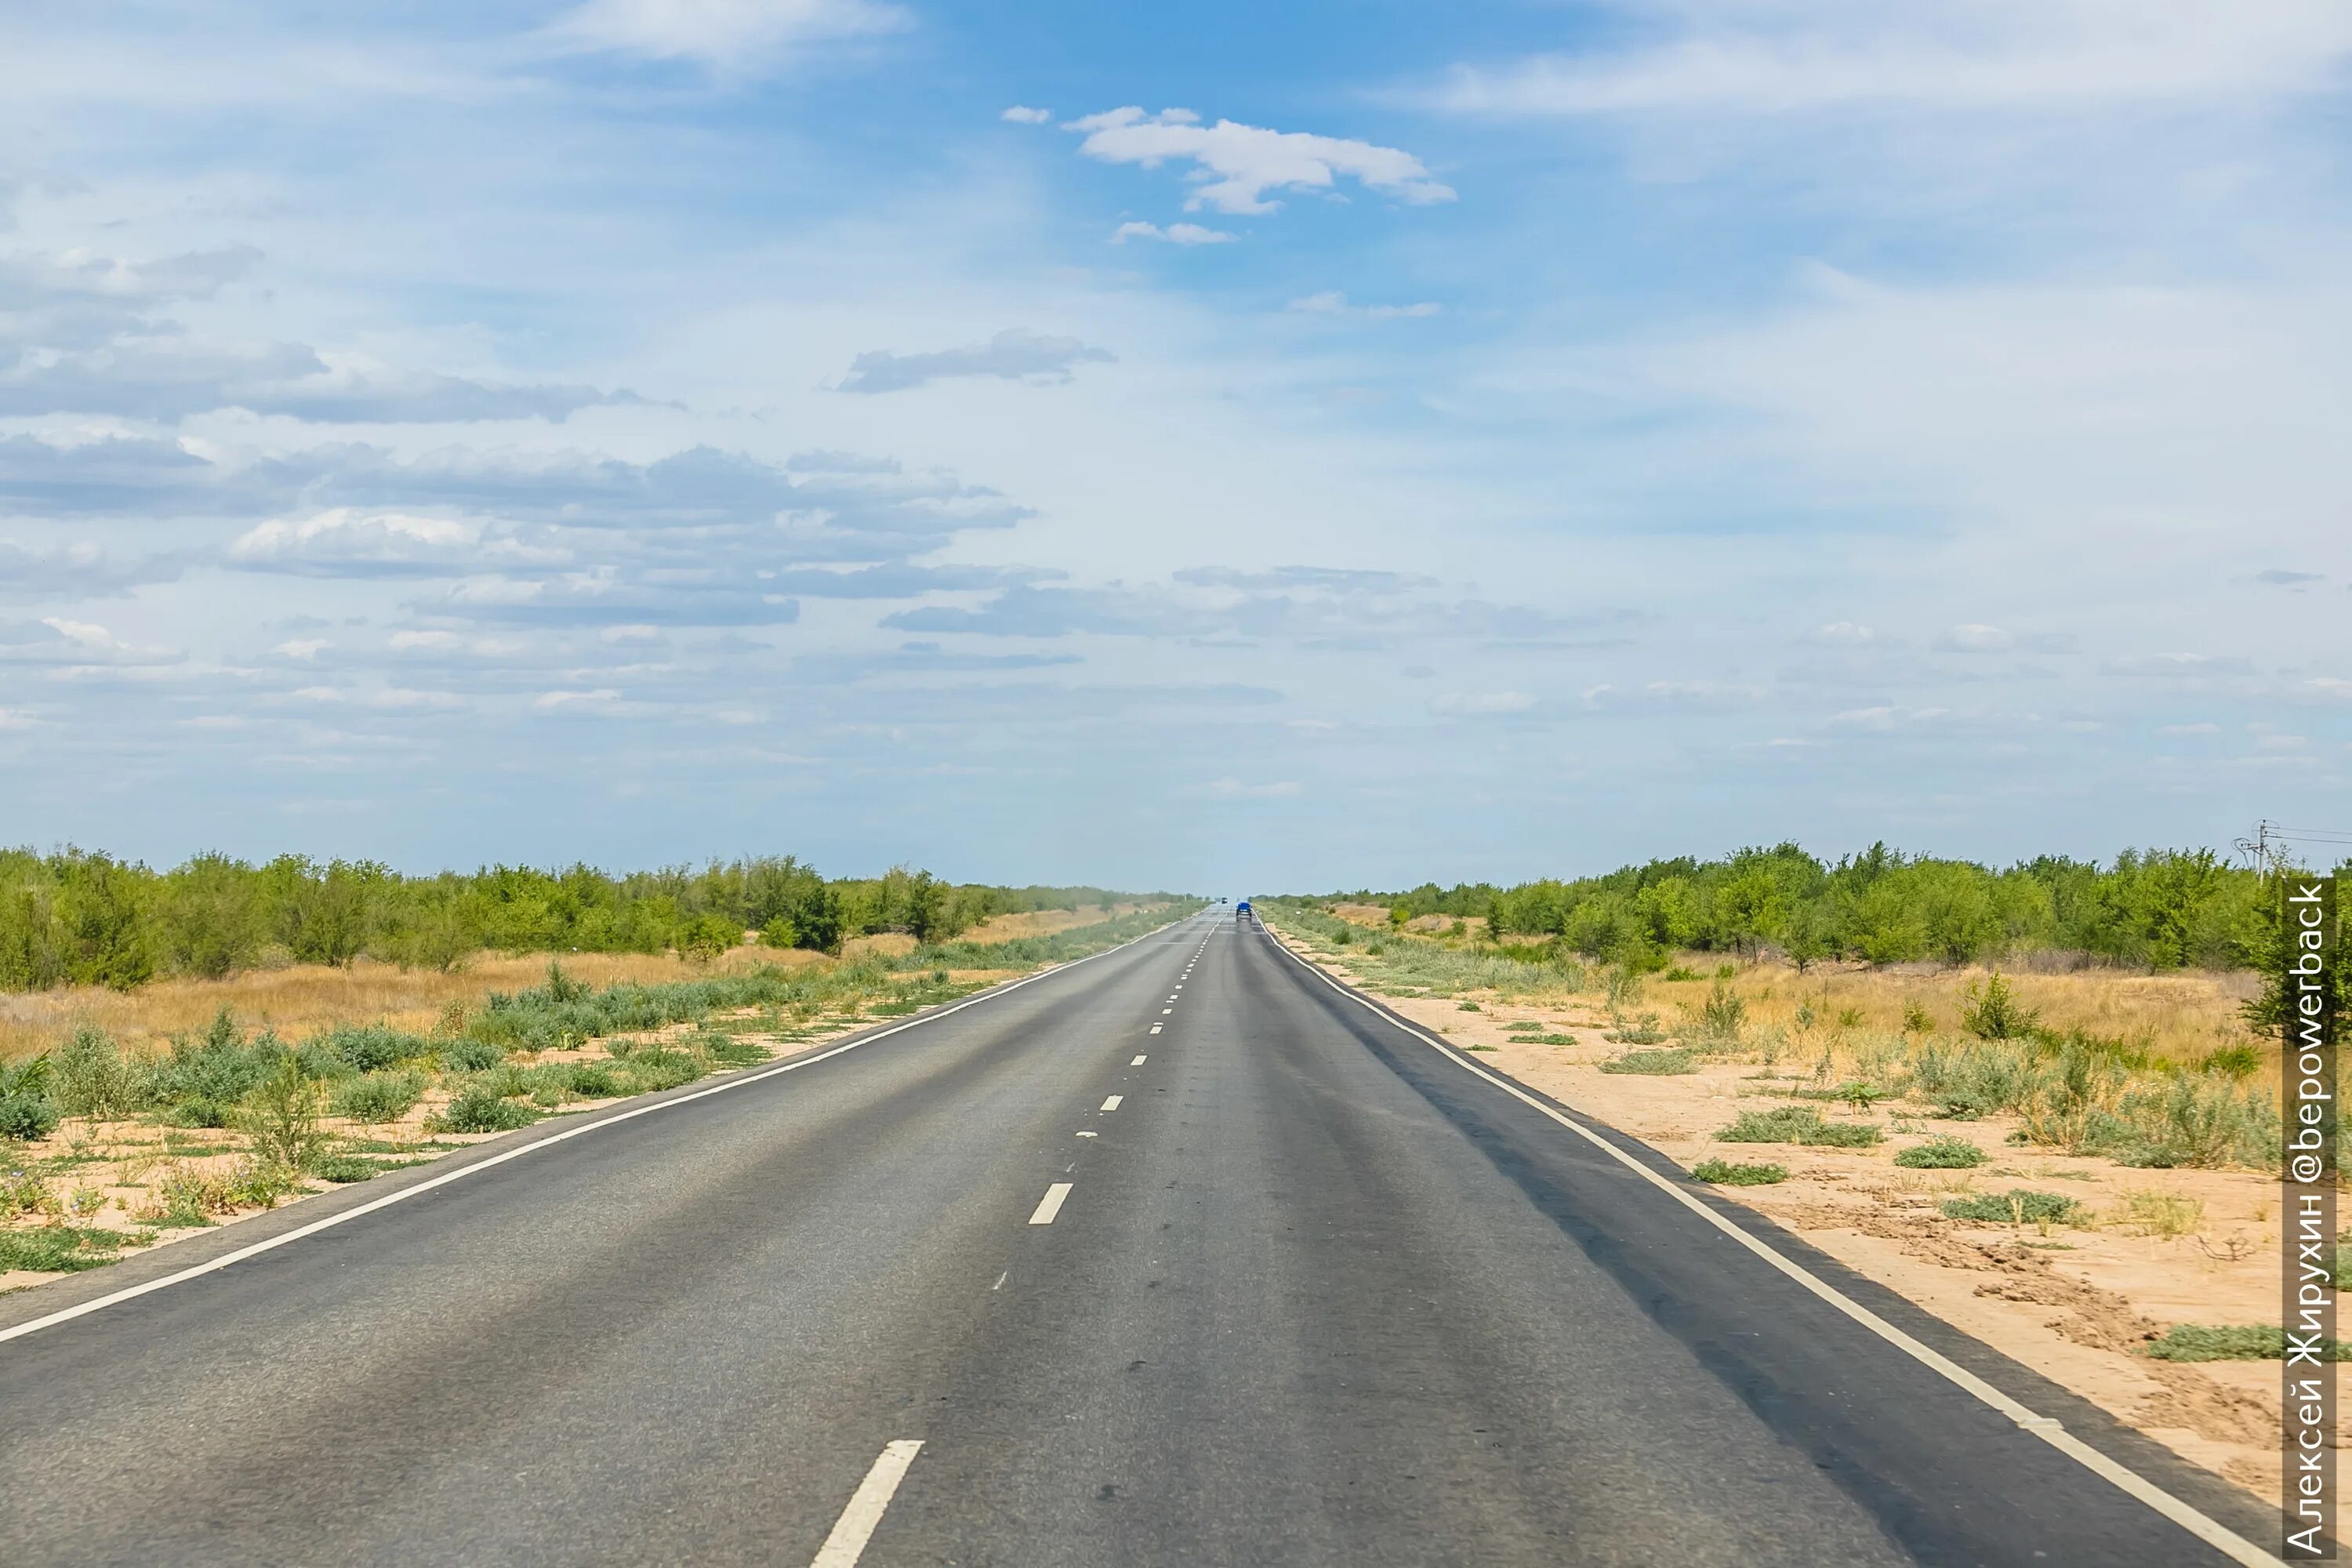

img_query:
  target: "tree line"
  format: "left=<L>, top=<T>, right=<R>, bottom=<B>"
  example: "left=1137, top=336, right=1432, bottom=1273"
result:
left=0, top=847, right=1168, bottom=993
left=1315, top=843, right=2324, bottom=975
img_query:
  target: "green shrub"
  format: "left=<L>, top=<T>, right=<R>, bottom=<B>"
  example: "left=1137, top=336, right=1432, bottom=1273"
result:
left=318, top=1025, right=431, bottom=1074
left=2145, top=1325, right=2352, bottom=1362
left=1895, top=1135, right=1989, bottom=1169
left=1600, top=1049, right=1697, bottom=1075
left=166, top=1098, right=233, bottom=1129
left=1605, top=1011, right=1668, bottom=1045
left=2200, top=1044, right=2261, bottom=1080
left=1697, top=978, right=1746, bottom=1042
left=1940, top=1189, right=2083, bottom=1225
left=50, top=1025, right=145, bottom=1120
left=1718, top=1106, right=1883, bottom=1147
left=1961, top=972, right=2038, bottom=1040
left=439, top=1040, right=504, bottom=1072
left=0, top=1093, right=60, bottom=1142
left=561, top=1063, right=623, bottom=1098
left=238, top=1054, right=333, bottom=1173
left=329, top=1071, right=426, bottom=1124
left=1901, top=1002, right=1935, bottom=1034
left=703, top=1038, right=771, bottom=1068
left=622, top=1050, right=706, bottom=1093
left=0, top=1225, right=129, bottom=1273
left=1691, top=1158, right=1787, bottom=1185
left=312, top=1154, right=380, bottom=1183
left=2, top=1167, right=60, bottom=1218
left=431, top=1088, right=539, bottom=1134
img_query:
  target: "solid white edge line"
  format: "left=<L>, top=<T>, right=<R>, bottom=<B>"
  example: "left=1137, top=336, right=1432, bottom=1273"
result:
left=1029, top=1181, right=1073, bottom=1225
left=809, top=1438, right=924, bottom=1568
left=1259, top=927, right=2286, bottom=1568
left=0, top=916, right=1187, bottom=1348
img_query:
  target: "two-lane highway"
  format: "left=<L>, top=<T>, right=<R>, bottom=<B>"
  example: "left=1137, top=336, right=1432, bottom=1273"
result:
left=0, top=907, right=2281, bottom=1565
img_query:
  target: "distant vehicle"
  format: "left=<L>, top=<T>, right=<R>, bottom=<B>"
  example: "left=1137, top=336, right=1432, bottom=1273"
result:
left=1236, top=899, right=1251, bottom=916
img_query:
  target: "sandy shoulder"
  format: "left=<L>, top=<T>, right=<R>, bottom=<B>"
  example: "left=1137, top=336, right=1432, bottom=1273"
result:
left=1266, top=922, right=2307, bottom=1510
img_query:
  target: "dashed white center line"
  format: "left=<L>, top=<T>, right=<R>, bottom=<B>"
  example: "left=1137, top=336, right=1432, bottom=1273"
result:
left=809, top=1439, right=924, bottom=1568
left=992, top=1271, right=1007, bottom=1290
left=1029, top=1182, right=1073, bottom=1225
left=1160, top=1008, right=1173, bottom=1015
left=1149, top=1024, right=1163, bottom=1034
left=1101, top=1094, right=1123, bottom=1111
left=1131, top=1054, right=1147, bottom=1065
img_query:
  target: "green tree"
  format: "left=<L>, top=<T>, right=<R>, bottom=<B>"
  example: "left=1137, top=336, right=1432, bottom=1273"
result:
left=56, top=851, right=152, bottom=990
left=158, top=851, right=262, bottom=980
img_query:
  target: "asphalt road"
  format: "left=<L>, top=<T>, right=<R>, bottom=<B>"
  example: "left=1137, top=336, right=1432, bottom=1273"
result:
left=0, top=909, right=2284, bottom=1566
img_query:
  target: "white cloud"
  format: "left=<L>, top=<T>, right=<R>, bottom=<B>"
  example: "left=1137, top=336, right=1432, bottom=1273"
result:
left=1427, top=3, right=2352, bottom=116
left=550, top=0, right=908, bottom=66
left=229, top=510, right=561, bottom=577
left=1432, top=690, right=1536, bottom=715
left=1829, top=704, right=1950, bottom=731
left=1936, top=622, right=2014, bottom=652
left=1201, top=776, right=1302, bottom=799
left=272, top=638, right=329, bottom=660
left=1000, top=105, right=1051, bottom=125
left=835, top=329, right=1115, bottom=394
left=1804, top=621, right=1877, bottom=644
left=1063, top=107, right=1455, bottom=215
left=1287, top=291, right=1442, bottom=318
left=535, top=688, right=624, bottom=710
left=1110, top=221, right=1236, bottom=245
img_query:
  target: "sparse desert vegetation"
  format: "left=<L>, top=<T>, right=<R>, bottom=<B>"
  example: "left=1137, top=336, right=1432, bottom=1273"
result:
left=1262, top=889, right=2341, bottom=1510
left=0, top=901, right=1194, bottom=1290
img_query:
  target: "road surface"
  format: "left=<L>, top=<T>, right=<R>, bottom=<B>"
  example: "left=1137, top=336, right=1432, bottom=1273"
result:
left=0, top=908, right=2282, bottom=1566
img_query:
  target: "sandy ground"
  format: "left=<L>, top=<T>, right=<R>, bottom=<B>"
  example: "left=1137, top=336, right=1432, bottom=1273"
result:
left=1267, top=920, right=2313, bottom=1510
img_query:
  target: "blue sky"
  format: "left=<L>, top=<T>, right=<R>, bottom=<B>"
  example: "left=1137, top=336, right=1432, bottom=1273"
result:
left=2, top=1, right=2347, bottom=892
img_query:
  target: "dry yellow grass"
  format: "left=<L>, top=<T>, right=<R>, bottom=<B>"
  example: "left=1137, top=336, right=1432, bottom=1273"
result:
left=1639, top=963, right=2260, bottom=1068
left=0, top=903, right=1167, bottom=1065
left=1318, top=903, right=2257, bottom=1066
left=0, top=949, right=816, bottom=1064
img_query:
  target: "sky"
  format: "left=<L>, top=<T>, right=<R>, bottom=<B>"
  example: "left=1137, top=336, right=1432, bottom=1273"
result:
left=0, top=0, right=2347, bottom=894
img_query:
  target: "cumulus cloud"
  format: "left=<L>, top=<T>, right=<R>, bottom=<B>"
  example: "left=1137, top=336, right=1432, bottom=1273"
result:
left=0, top=539, right=183, bottom=599
left=413, top=567, right=800, bottom=628
left=1110, top=221, right=1236, bottom=245
left=549, top=0, right=907, bottom=66
left=1000, top=105, right=1051, bottom=125
left=0, top=336, right=627, bottom=423
left=834, top=328, right=1115, bottom=394
left=1062, top=107, right=1454, bottom=215
left=0, top=245, right=631, bottom=423
left=227, top=510, right=566, bottom=577
left=0, top=244, right=262, bottom=305
left=0, top=616, right=180, bottom=667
